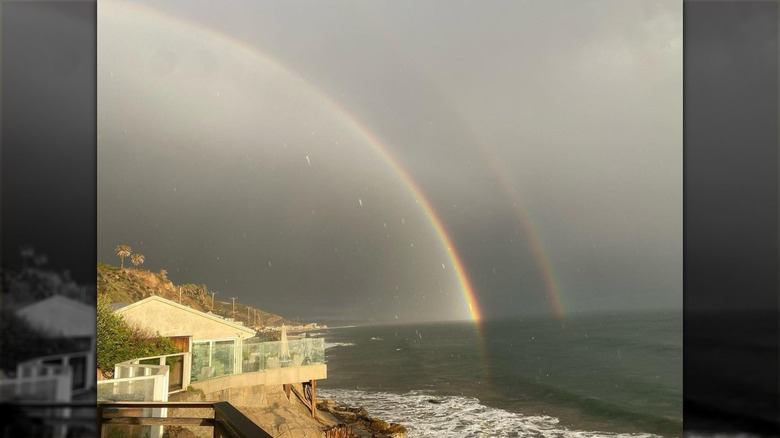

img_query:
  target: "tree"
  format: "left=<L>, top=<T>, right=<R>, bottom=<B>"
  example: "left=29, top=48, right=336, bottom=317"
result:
left=115, top=245, right=131, bottom=269
left=131, top=253, right=145, bottom=268
left=1, top=309, right=80, bottom=373
left=97, top=295, right=179, bottom=372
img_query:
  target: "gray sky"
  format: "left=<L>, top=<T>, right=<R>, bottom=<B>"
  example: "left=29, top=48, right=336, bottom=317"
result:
left=98, top=0, right=681, bottom=323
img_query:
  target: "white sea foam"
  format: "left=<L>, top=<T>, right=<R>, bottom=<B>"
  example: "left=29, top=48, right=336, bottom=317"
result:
left=318, top=389, right=663, bottom=438
left=324, top=342, right=355, bottom=349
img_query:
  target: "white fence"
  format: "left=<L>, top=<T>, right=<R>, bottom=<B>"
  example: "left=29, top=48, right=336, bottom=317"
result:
left=17, top=350, right=94, bottom=393
left=97, top=353, right=188, bottom=438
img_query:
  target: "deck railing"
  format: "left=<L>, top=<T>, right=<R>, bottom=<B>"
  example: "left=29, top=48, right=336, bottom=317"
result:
left=242, top=337, right=325, bottom=372
left=98, top=401, right=274, bottom=438
left=98, top=356, right=173, bottom=438
left=119, top=352, right=191, bottom=393
left=17, top=350, right=93, bottom=393
left=1, top=365, right=72, bottom=403
left=190, top=337, right=325, bottom=382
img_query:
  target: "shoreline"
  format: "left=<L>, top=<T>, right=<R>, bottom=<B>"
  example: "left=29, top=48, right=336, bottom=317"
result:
left=317, top=398, right=407, bottom=438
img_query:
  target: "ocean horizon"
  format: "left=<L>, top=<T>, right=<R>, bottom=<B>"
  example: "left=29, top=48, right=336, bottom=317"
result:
left=316, top=310, right=682, bottom=437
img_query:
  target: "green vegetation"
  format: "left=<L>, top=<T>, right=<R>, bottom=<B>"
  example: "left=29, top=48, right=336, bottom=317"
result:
left=97, top=295, right=180, bottom=372
left=0, top=309, right=82, bottom=373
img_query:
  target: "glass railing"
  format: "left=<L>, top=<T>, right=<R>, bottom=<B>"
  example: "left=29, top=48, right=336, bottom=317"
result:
left=241, top=338, right=325, bottom=372
left=120, top=352, right=190, bottom=393
left=191, top=340, right=236, bottom=382
left=189, top=337, right=325, bottom=381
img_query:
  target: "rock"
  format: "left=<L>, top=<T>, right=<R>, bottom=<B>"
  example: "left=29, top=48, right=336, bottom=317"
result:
left=369, top=419, right=389, bottom=430
left=354, top=407, right=370, bottom=420
left=386, top=423, right=408, bottom=438
left=339, top=411, right=358, bottom=422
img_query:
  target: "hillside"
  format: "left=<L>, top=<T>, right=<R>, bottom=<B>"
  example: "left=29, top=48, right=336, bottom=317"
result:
left=97, top=262, right=296, bottom=328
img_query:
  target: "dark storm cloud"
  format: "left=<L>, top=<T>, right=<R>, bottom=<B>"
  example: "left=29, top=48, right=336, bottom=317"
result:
left=99, top=0, right=681, bottom=321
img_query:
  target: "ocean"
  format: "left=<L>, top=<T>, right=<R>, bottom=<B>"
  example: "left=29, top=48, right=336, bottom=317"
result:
left=315, top=310, right=682, bottom=437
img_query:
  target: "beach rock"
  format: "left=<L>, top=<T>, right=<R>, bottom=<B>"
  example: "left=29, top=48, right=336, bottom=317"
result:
left=386, top=423, right=408, bottom=438
left=353, top=407, right=370, bottom=420
left=369, top=419, right=389, bottom=431
left=316, top=398, right=407, bottom=438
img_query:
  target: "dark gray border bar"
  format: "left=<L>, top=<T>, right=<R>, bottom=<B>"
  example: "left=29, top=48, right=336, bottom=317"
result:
left=683, top=1, right=780, bottom=435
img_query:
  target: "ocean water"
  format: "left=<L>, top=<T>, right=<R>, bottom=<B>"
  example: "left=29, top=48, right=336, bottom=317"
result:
left=316, top=311, right=681, bottom=438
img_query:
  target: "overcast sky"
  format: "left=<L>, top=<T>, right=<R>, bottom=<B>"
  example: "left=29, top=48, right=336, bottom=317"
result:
left=97, top=0, right=681, bottom=323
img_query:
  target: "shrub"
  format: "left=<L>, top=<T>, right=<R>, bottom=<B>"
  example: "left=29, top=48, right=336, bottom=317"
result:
left=0, top=310, right=82, bottom=373
left=97, top=294, right=180, bottom=371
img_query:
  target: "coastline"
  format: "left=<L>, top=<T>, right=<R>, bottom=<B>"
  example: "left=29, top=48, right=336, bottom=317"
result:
left=317, top=398, right=407, bottom=438
left=167, top=382, right=406, bottom=438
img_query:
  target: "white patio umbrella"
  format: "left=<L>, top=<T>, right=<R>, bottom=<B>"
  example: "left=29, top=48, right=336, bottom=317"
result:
left=280, top=324, right=290, bottom=361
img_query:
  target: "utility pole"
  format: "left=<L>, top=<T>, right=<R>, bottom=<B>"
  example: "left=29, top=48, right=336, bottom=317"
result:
left=211, top=291, right=218, bottom=312
left=231, top=297, right=238, bottom=319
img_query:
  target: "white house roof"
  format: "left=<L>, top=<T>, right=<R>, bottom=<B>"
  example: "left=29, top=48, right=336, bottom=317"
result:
left=115, top=295, right=255, bottom=336
left=17, top=295, right=95, bottom=337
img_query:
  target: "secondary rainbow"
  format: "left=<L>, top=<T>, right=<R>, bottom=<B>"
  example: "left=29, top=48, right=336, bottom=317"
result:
left=107, top=1, right=483, bottom=322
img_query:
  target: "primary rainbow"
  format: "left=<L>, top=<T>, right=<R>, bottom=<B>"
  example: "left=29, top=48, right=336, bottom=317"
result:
left=332, top=12, right=565, bottom=322
left=107, top=1, right=483, bottom=322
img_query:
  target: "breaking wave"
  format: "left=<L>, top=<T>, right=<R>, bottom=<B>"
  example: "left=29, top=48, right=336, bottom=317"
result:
left=318, top=389, right=662, bottom=438
left=324, top=342, right=356, bottom=349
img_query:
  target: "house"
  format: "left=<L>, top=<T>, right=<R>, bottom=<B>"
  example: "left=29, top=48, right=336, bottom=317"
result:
left=16, top=295, right=96, bottom=392
left=114, top=295, right=256, bottom=380
left=102, top=295, right=327, bottom=434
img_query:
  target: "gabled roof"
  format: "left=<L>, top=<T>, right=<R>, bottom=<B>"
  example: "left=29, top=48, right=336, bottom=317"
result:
left=115, top=295, right=255, bottom=336
left=17, top=295, right=95, bottom=337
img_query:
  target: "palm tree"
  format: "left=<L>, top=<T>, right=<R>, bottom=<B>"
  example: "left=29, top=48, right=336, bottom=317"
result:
left=131, top=253, right=145, bottom=268
left=115, top=245, right=131, bottom=269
